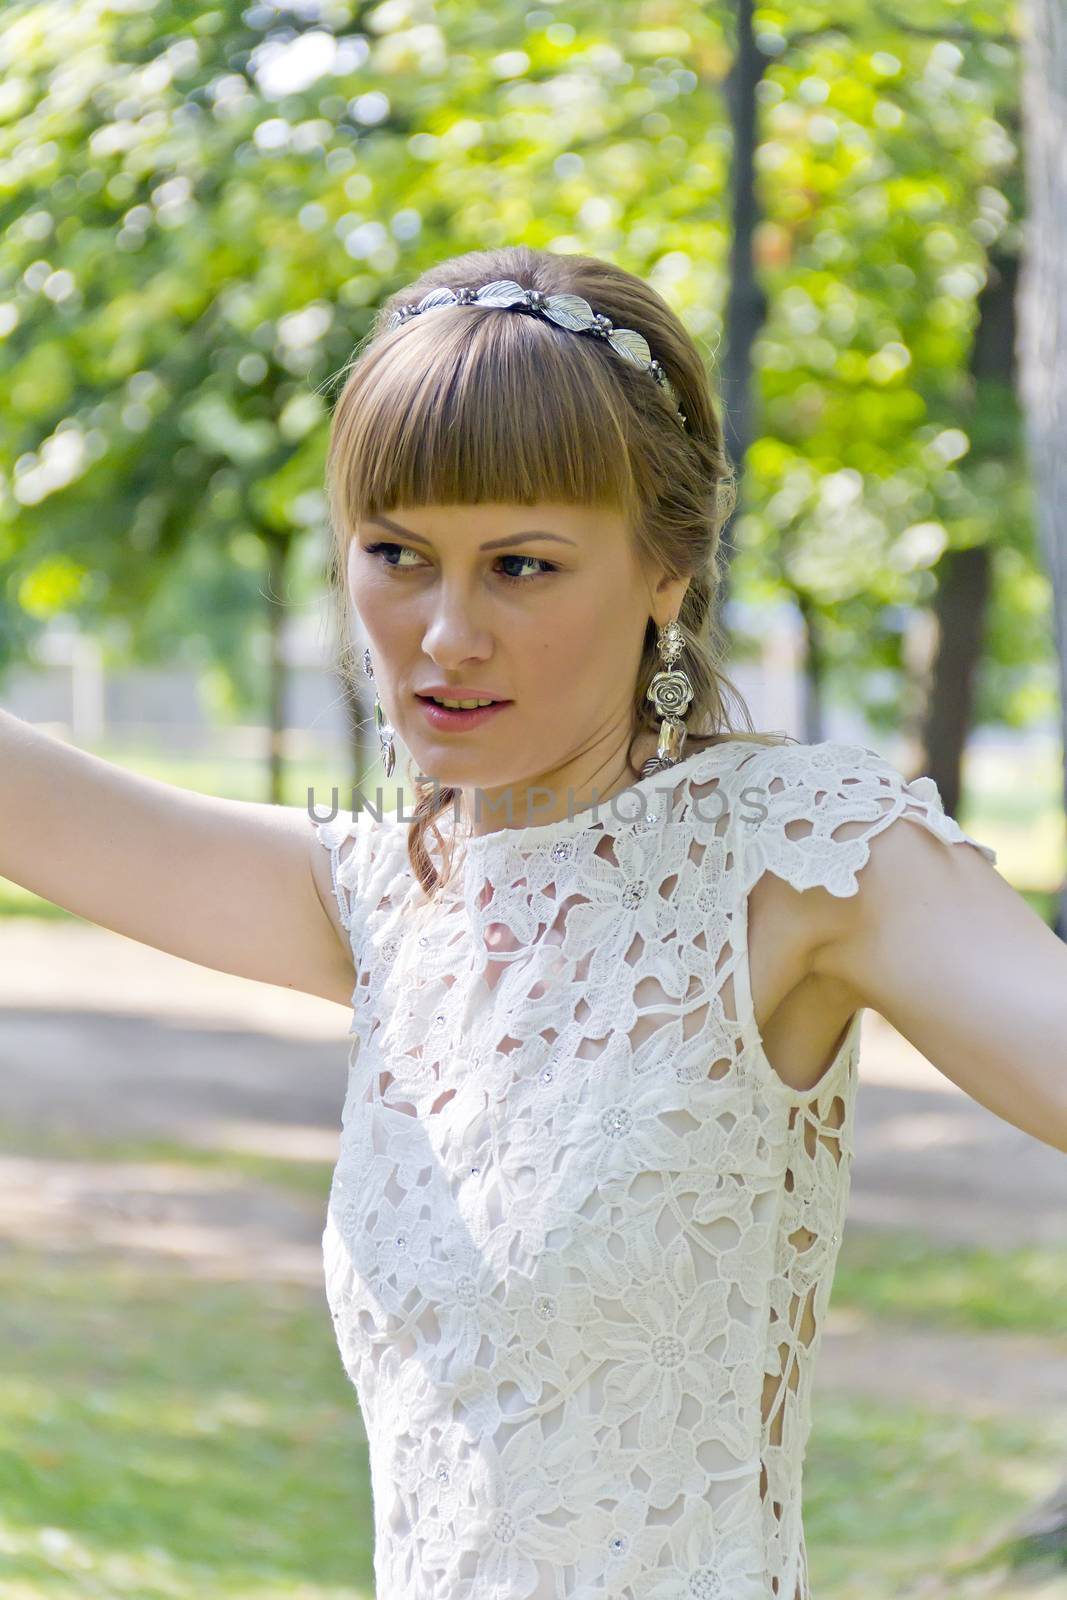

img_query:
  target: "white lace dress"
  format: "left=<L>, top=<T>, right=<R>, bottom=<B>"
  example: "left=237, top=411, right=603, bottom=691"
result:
left=310, top=736, right=997, bottom=1600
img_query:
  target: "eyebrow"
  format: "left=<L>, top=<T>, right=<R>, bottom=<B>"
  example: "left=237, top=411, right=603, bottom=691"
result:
left=363, top=514, right=577, bottom=551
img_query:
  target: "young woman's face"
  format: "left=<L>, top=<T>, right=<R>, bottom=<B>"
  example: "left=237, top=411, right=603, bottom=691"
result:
left=347, top=502, right=687, bottom=800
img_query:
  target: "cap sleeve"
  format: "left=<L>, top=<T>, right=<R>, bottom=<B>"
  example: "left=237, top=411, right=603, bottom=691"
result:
left=736, top=738, right=997, bottom=900
left=310, top=803, right=394, bottom=965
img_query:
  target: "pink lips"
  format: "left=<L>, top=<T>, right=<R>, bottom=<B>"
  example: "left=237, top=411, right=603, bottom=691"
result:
left=416, top=693, right=512, bottom=732
left=416, top=686, right=507, bottom=701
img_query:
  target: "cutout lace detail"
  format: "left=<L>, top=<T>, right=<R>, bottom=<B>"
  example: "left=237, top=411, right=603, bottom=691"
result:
left=310, top=738, right=996, bottom=1599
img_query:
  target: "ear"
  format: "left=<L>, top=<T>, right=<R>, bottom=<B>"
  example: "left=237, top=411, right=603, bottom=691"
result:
left=651, top=572, right=692, bottom=630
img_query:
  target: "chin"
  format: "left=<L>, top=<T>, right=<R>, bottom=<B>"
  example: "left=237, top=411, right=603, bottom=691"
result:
left=405, top=740, right=534, bottom=794
left=400, top=739, right=496, bottom=786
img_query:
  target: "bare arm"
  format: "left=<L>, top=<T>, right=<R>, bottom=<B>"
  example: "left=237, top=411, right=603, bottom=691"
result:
left=0, top=707, right=356, bottom=1007
left=809, top=813, right=1067, bottom=1153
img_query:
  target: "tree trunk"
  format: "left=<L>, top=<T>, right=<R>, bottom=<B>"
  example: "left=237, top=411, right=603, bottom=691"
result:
left=1019, top=0, right=1067, bottom=943
left=1008, top=0, right=1067, bottom=1563
left=719, top=0, right=770, bottom=618
left=920, top=545, right=992, bottom=817
left=919, top=247, right=1016, bottom=811
left=794, top=588, right=825, bottom=744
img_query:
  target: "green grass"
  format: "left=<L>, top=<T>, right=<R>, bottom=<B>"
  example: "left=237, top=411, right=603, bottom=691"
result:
left=0, top=1246, right=374, bottom=1600
left=1, top=1112, right=1065, bottom=1596
left=831, top=1229, right=1067, bottom=1336
left=0, top=1236, right=1063, bottom=1600
left=0, top=1121, right=335, bottom=1204
left=805, top=1395, right=1066, bottom=1597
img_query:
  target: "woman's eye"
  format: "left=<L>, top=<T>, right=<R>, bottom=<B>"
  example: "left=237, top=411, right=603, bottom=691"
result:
left=362, top=541, right=422, bottom=570
left=362, top=542, right=556, bottom=584
left=497, top=553, right=557, bottom=582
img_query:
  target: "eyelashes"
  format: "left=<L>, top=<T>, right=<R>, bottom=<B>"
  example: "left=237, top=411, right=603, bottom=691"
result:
left=361, top=541, right=559, bottom=585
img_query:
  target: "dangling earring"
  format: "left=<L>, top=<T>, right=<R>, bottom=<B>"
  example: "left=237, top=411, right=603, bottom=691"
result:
left=362, top=646, right=396, bottom=778
left=641, top=618, right=694, bottom=778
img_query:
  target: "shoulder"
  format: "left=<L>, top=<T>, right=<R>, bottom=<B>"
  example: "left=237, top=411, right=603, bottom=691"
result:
left=729, top=736, right=997, bottom=899
left=309, top=801, right=408, bottom=936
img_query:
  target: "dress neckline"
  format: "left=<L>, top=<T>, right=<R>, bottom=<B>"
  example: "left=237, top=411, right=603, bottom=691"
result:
left=440, top=736, right=757, bottom=858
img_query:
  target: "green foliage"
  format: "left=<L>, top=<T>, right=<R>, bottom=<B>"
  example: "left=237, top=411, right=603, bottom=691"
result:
left=0, top=0, right=1046, bottom=733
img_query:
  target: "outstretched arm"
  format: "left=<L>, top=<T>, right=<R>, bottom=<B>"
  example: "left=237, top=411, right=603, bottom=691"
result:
left=808, top=813, right=1067, bottom=1153
left=0, top=707, right=356, bottom=1007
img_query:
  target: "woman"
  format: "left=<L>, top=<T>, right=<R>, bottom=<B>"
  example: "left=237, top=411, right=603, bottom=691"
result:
left=3, top=244, right=1064, bottom=1600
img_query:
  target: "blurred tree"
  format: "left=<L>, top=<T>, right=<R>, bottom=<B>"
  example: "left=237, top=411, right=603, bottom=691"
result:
left=728, top=2, right=1040, bottom=774
left=1019, top=0, right=1067, bottom=940
left=0, top=0, right=1052, bottom=816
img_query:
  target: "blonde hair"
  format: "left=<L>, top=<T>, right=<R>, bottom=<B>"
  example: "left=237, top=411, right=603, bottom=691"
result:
left=323, top=244, right=793, bottom=897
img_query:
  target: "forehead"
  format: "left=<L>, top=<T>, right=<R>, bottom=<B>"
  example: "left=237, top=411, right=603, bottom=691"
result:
left=362, top=502, right=631, bottom=543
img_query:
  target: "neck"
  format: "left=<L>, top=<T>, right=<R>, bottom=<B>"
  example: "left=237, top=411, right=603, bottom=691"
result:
left=455, top=729, right=667, bottom=838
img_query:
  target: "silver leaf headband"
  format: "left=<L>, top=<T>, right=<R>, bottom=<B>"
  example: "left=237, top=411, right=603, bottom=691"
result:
left=386, top=277, right=688, bottom=429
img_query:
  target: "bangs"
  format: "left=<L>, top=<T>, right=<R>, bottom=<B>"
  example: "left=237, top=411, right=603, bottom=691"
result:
left=326, top=309, right=645, bottom=537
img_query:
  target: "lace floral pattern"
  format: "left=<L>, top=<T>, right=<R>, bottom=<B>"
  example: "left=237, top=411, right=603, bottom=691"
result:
left=310, top=738, right=997, bottom=1600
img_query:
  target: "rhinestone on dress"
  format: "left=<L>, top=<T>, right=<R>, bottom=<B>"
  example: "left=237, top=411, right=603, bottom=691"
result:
left=491, top=1509, right=516, bottom=1545
left=550, top=839, right=573, bottom=862
left=435, top=1462, right=451, bottom=1486
left=651, top=1333, right=685, bottom=1368
left=609, top=1534, right=628, bottom=1554
left=601, top=1106, right=633, bottom=1138
left=395, top=1233, right=407, bottom=1250
left=621, top=879, right=647, bottom=909
left=539, top=1066, right=554, bottom=1085
left=688, top=1569, right=726, bottom=1598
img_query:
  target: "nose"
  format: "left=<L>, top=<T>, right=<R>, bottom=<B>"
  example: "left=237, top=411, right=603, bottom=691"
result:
left=420, top=584, right=494, bottom=668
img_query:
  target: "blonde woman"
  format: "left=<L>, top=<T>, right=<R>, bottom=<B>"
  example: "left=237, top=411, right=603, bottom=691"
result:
left=3, top=245, right=1064, bottom=1600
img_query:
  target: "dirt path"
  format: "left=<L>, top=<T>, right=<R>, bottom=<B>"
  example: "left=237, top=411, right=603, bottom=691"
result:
left=2, top=919, right=1065, bottom=1424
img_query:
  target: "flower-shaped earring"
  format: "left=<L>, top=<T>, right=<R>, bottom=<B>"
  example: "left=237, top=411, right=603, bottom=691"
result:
left=641, top=619, right=693, bottom=778
left=362, top=647, right=396, bottom=778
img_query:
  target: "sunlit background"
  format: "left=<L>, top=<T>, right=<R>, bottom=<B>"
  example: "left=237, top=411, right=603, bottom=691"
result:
left=1, top=2, right=1065, bottom=1597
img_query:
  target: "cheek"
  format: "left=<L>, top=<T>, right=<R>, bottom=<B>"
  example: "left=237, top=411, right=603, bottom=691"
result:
left=526, top=577, right=635, bottom=670
left=538, top=633, right=585, bottom=683
left=349, top=573, right=412, bottom=646
left=511, top=609, right=606, bottom=706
